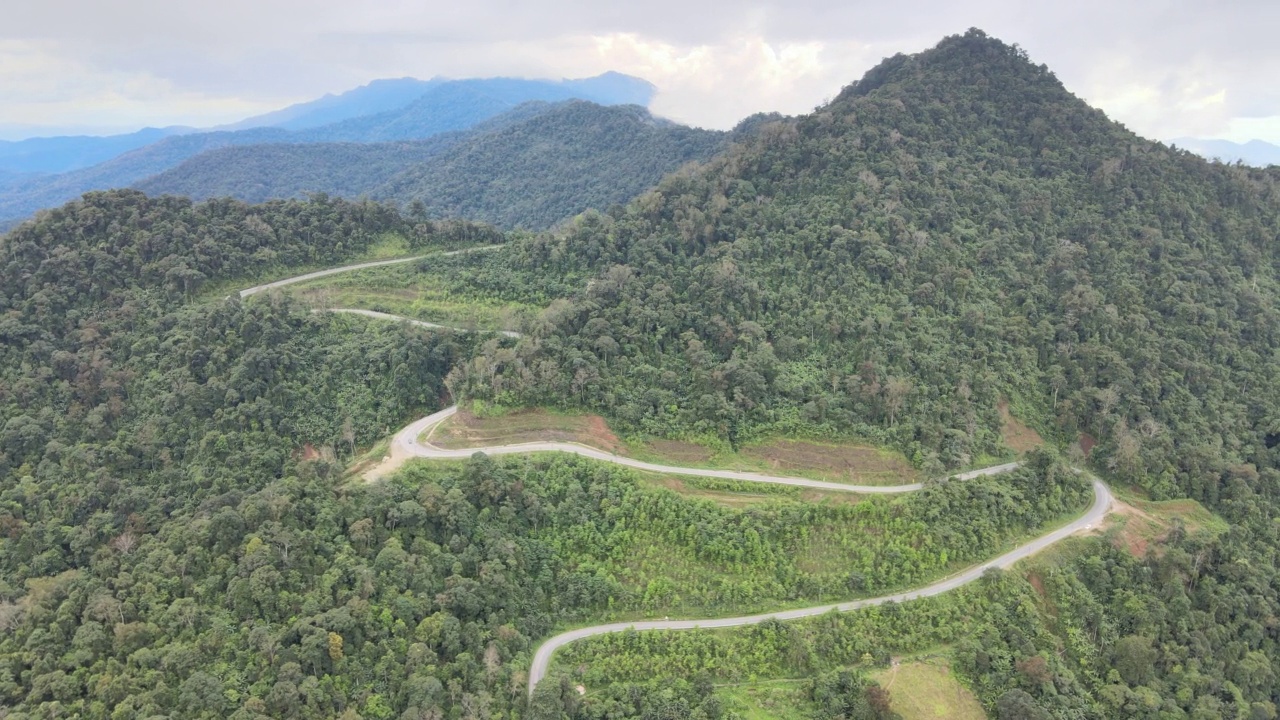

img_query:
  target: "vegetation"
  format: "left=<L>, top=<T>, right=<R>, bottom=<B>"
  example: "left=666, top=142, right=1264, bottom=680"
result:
left=0, top=73, right=656, bottom=228
left=138, top=101, right=729, bottom=230
left=3, top=26, right=1280, bottom=720
left=448, top=30, right=1280, bottom=503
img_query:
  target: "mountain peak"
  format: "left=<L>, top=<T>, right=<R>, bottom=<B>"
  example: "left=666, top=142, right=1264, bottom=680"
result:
left=835, top=27, right=1063, bottom=105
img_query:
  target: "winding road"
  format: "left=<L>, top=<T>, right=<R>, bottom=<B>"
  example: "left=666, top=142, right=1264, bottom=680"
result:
left=238, top=244, right=503, bottom=298
left=369, top=404, right=1110, bottom=696
left=238, top=273, right=1114, bottom=698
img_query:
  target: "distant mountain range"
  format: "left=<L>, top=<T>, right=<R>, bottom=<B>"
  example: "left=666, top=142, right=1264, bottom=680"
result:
left=0, top=72, right=658, bottom=227
left=0, top=126, right=193, bottom=175
left=135, top=101, right=729, bottom=230
left=1174, top=137, right=1280, bottom=167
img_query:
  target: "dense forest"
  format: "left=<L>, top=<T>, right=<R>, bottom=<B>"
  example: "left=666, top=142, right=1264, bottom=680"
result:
left=137, top=102, right=730, bottom=230
left=446, top=30, right=1280, bottom=501
left=1, top=27, right=1279, bottom=720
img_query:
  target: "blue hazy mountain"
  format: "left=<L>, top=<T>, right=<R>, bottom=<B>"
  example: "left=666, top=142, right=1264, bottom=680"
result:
left=219, top=78, right=445, bottom=131
left=222, top=72, right=654, bottom=133
left=133, top=100, right=727, bottom=230
left=0, top=126, right=192, bottom=174
left=0, top=73, right=657, bottom=228
left=1174, top=137, right=1280, bottom=167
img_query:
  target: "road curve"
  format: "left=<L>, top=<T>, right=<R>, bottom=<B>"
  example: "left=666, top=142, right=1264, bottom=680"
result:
left=381, top=405, right=1019, bottom=494
left=320, top=308, right=523, bottom=338
left=236, top=255, right=1113, bottom=698
left=527, top=478, right=1111, bottom=694
left=238, top=244, right=503, bottom=298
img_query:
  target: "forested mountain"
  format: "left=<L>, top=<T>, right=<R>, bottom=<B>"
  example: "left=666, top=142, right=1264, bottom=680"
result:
left=138, top=101, right=729, bottom=230
left=0, top=74, right=656, bottom=229
left=433, top=30, right=1280, bottom=715
left=454, top=29, right=1280, bottom=498
left=3, top=28, right=1280, bottom=720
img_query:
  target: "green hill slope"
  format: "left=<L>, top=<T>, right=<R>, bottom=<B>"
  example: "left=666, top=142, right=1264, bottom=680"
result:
left=452, top=28, right=1280, bottom=501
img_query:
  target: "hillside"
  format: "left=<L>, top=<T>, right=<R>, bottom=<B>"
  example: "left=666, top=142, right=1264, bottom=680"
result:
left=2, top=29, right=1280, bottom=720
left=0, top=74, right=657, bottom=229
left=138, top=101, right=729, bottom=229
left=132, top=140, right=451, bottom=205
left=455, top=29, right=1280, bottom=498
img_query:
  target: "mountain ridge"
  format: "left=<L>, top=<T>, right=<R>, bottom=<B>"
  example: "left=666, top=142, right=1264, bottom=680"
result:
left=0, top=73, right=659, bottom=228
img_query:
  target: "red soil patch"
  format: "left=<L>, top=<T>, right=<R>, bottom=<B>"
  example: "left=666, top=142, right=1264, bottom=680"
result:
left=743, top=439, right=917, bottom=484
left=1027, top=572, right=1047, bottom=599
left=998, top=400, right=1044, bottom=454
left=433, top=407, right=626, bottom=454
left=1078, top=433, right=1097, bottom=457
left=1107, top=500, right=1156, bottom=557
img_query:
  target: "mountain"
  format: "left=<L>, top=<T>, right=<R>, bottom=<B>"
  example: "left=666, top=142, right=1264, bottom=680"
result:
left=0, top=73, right=657, bottom=228
left=300, top=75, right=656, bottom=143
left=0, top=126, right=191, bottom=174
left=1174, top=136, right=1280, bottom=166
left=463, top=28, right=1280, bottom=492
left=135, top=101, right=728, bottom=229
left=223, top=72, right=653, bottom=133
left=3, top=29, right=1280, bottom=720
left=219, top=77, right=444, bottom=131
left=0, top=127, right=293, bottom=229
left=439, top=32, right=1280, bottom=712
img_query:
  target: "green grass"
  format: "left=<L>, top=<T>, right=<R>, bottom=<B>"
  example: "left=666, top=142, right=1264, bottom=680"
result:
left=196, top=232, right=450, bottom=300
left=716, top=680, right=813, bottom=720
left=871, top=660, right=987, bottom=720
left=286, top=263, right=537, bottom=333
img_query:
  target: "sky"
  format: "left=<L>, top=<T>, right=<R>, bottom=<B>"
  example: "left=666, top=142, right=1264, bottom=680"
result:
left=3, top=0, right=1278, bottom=144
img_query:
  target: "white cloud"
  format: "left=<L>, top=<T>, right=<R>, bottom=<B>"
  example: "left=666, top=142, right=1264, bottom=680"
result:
left=1, top=1, right=1279, bottom=143
left=0, top=40, right=289, bottom=131
left=589, top=33, right=842, bottom=128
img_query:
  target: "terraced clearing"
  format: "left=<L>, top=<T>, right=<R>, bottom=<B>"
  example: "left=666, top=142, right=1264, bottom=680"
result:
left=1105, top=491, right=1227, bottom=557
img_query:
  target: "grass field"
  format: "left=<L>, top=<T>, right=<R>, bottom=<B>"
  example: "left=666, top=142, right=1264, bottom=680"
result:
left=872, top=660, right=987, bottom=720
left=712, top=659, right=987, bottom=720
left=717, top=681, right=812, bottom=720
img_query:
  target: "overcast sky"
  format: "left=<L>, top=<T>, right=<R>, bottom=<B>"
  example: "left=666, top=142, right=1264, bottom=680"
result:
left=3, top=0, right=1277, bottom=144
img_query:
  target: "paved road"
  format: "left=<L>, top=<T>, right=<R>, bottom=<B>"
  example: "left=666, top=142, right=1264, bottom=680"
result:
left=373, top=404, right=1110, bottom=696
left=321, top=308, right=522, bottom=338
left=238, top=254, right=1114, bottom=697
left=384, top=405, right=1017, bottom=494
left=526, top=477, right=1111, bottom=694
left=238, top=244, right=503, bottom=298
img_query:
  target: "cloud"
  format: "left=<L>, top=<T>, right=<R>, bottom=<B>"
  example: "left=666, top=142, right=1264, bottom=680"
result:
left=2, top=0, right=1279, bottom=142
